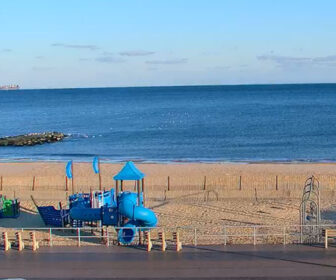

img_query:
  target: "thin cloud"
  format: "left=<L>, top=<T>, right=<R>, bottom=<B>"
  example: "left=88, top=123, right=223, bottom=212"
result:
left=102, top=51, right=114, bottom=56
left=2, top=48, right=12, bottom=52
left=51, top=43, right=99, bottom=51
left=257, top=54, right=336, bottom=67
left=119, top=50, right=155, bottom=56
left=208, top=66, right=231, bottom=71
left=313, top=55, right=336, bottom=63
left=146, top=58, right=188, bottom=65
left=95, top=56, right=125, bottom=63
left=257, top=55, right=310, bottom=64
left=147, top=67, right=158, bottom=71
left=35, top=56, right=44, bottom=60
left=32, top=66, right=54, bottom=71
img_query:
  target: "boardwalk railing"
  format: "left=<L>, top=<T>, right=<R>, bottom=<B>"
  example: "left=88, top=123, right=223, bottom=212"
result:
left=193, top=224, right=336, bottom=246
left=1, top=224, right=336, bottom=248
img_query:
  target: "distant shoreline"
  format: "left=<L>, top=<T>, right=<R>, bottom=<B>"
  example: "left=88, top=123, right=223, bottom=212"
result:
left=17, top=82, right=336, bottom=91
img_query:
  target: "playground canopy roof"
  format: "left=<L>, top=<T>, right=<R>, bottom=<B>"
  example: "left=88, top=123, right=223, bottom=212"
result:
left=113, top=161, right=145, bottom=181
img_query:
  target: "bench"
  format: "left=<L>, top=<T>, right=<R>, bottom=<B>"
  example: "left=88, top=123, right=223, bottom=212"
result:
left=323, top=229, right=336, bottom=248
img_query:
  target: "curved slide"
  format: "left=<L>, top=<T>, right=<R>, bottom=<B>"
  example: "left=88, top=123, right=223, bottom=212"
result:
left=118, top=192, right=157, bottom=244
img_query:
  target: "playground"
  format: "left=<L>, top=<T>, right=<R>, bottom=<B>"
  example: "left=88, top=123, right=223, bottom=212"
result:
left=0, top=161, right=183, bottom=251
left=1, top=161, right=336, bottom=251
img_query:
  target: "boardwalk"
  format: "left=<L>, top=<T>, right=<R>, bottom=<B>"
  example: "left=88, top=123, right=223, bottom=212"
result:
left=1, top=245, right=336, bottom=279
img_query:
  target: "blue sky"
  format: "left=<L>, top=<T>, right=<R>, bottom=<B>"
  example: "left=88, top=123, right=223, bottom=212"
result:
left=1, top=0, right=336, bottom=88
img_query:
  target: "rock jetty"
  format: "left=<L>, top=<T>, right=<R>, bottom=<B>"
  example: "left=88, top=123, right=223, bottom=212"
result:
left=0, top=132, right=66, bottom=146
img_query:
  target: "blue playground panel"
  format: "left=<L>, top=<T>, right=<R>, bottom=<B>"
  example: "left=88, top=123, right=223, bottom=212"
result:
left=69, top=189, right=116, bottom=209
left=37, top=206, right=69, bottom=227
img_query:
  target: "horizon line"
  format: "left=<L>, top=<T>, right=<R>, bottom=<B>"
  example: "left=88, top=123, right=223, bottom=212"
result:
left=16, top=82, right=336, bottom=91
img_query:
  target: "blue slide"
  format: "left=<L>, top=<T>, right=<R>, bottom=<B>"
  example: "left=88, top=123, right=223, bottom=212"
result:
left=118, top=192, right=157, bottom=244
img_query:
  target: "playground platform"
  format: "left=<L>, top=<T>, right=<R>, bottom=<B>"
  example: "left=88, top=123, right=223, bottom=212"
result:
left=1, top=245, right=336, bottom=279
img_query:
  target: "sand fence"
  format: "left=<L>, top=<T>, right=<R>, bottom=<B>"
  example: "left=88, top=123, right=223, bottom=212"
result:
left=0, top=174, right=336, bottom=202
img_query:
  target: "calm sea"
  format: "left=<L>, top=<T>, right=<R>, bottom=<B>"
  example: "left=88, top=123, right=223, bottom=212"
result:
left=1, top=84, right=336, bottom=162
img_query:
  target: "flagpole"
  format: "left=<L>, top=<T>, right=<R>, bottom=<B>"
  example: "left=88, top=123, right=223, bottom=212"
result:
left=98, top=158, right=102, bottom=191
left=71, top=161, right=74, bottom=194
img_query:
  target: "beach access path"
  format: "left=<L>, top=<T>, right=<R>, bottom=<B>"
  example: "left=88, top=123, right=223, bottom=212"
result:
left=1, top=245, right=336, bottom=279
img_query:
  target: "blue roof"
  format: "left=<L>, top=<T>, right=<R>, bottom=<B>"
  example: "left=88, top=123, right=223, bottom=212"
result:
left=113, top=161, right=145, bottom=180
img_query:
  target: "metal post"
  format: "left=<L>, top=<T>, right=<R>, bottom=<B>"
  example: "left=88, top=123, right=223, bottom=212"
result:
left=116, top=180, right=119, bottom=197
left=300, top=225, right=303, bottom=244
left=98, top=158, right=102, bottom=191
left=49, top=228, right=53, bottom=247
left=253, top=227, right=256, bottom=245
left=142, top=178, right=145, bottom=207
left=194, top=228, right=197, bottom=247
left=106, top=228, right=109, bottom=247
left=239, top=176, right=242, bottom=190
left=224, top=227, right=227, bottom=246
left=300, top=224, right=303, bottom=244
left=283, top=226, right=286, bottom=245
left=137, top=180, right=141, bottom=206
left=167, top=176, right=170, bottom=191
left=203, top=176, right=207, bottom=190
left=72, top=162, right=75, bottom=194
left=77, top=228, right=81, bottom=247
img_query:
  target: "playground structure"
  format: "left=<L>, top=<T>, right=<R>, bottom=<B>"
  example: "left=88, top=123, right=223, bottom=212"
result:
left=0, top=195, right=20, bottom=219
left=299, top=175, right=321, bottom=243
left=34, top=162, right=157, bottom=245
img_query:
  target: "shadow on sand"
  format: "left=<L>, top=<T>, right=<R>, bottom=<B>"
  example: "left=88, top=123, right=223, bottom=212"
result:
left=0, top=206, right=45, bottom=228
left=0, top=207, right=106, bottom=245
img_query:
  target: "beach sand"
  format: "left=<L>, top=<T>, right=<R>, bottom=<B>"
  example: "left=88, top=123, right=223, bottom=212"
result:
left=1, top=162, right=336, bottom=245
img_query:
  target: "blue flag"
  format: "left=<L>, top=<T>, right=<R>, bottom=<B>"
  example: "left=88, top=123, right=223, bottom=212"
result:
left=66, top=160, right=73, bottom=179
left=93, top=157, right=99, bottom=174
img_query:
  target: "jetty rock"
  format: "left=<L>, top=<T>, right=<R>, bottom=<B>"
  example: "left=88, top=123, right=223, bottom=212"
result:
left=0, top=132, right=66, bottom=146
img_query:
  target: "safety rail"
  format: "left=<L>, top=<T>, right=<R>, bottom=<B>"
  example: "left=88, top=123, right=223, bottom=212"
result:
left=192, top=224, right=336, bottom=246
left=0, top=226, right=185, bottom=249
left=1, top=224, right=336, bottom=249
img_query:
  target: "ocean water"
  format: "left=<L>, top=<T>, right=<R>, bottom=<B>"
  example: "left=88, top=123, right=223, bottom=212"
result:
left=1, top=84, right=336, bottom=162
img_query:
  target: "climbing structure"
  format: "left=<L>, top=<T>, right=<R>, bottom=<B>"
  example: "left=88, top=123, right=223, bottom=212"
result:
left=299, top=175, right=321, bottom=243
left=34, top=161, right=157, bottom=245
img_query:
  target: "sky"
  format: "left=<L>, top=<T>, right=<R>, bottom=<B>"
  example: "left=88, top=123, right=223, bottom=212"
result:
left=1, top=0, right=336, bottom=89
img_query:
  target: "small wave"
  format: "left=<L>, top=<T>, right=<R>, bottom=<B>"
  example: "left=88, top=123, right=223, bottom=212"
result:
left=66, top=133, right=89, bottom=138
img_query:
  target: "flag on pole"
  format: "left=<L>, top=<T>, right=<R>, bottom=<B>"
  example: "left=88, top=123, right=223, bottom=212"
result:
left=93, top=157, right=100, bottom=174
left=66, top=160, right=73, bottom=179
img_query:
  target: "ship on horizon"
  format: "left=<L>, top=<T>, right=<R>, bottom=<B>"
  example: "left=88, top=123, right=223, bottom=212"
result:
left=0, top=85, right=20, bottom=90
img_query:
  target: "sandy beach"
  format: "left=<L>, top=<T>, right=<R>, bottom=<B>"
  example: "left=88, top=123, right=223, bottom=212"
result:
left=1, top=161, right=336, bottom=245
